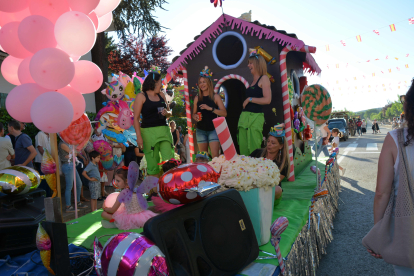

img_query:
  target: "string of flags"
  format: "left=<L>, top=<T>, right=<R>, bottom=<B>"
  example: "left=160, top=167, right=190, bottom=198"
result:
left=327, top=54, right=410, bottom=69
left=325, top=17, right=414, bottom=50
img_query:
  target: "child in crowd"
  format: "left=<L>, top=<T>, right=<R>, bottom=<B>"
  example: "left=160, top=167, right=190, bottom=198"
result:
left=101, top=164, right=157, bottom=230
left=195, top=151, right=210, bottom=163
left=82, top=151, right=101, bottom=211
left=331, top=128, right=346, bottom=176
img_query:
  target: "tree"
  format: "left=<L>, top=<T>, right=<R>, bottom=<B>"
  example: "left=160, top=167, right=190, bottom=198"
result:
left=91, top=0, right=168, bottom=111
left=108, top=35, right=172, bottom=76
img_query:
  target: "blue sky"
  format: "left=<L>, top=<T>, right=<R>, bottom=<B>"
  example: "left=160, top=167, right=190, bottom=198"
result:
left=113, top=0, right=414, bottom=112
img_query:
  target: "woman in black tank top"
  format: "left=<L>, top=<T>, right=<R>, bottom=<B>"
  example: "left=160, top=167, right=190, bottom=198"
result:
left=133, top=70, right=175, bottom=176
left=238, top=50, right=272, bottom=156
left=192, top=67, right=227, bottom=158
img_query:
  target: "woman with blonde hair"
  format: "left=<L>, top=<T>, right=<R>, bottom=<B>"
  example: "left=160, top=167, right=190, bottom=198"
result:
left=192, top=66, right=227, bottom=158
left=238, top=49, right=272, bottom=156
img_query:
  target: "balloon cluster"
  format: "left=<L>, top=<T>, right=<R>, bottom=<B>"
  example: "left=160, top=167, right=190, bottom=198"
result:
left=0, top=0, right=122, bottom=133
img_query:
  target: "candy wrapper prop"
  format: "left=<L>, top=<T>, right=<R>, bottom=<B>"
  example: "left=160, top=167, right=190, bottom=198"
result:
left=36, top=223, right=55, bottom=275
left=301, top=85, right=332, bottom=126
left=254, top=46, right=276, bottom=65
left=0, top=166, right=41, bottom=195
left=93, top=233, right=169, bottom=276
left=41, top=149, right=57, bottom=197
left=93, top=140, right=115, bottom=170
left=158, top=163, right=221, bottom=205
left=270, top=217, right=289, bottom=275
left=212, top=117, right=237, bottom=161
left=209, top=155, right=280, bottom=245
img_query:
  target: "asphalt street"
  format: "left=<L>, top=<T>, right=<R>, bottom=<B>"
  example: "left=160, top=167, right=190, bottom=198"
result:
left=316, top=125, right=395, bottom=276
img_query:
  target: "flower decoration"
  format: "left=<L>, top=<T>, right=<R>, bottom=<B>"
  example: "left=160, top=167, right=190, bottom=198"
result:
left=269, top=123, right=285, bottom=139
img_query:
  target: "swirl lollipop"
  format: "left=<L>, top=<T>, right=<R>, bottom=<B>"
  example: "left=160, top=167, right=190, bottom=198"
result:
left=59, top=114, right=92, bottom=152
left=301, top=85, right=332, bottom=126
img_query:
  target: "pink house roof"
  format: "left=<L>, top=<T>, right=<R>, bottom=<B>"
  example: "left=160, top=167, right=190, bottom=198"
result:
left=166, top=14, right=321, bottom=75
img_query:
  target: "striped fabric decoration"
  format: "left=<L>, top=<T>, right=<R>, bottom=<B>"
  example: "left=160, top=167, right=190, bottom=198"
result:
left=373, top=30, right=380, bottom=35
left=409, top=17, right=414, bottom=24
left=406, top=64, right=409, bottom=68
left=356, top=35, right=362, bottom=42
left=390, top=24, right=396, bottom=32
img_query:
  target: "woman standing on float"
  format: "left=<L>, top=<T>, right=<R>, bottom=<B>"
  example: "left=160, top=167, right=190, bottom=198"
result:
left=133, top=68, right=174, bottom=177
left=238, top=50, right=272, bottom=156
left=192, top=67, right=227, bottom=158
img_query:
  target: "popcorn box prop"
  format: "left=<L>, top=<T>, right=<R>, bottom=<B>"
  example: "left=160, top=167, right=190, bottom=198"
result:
left=238, top=186, right=276, bottom=246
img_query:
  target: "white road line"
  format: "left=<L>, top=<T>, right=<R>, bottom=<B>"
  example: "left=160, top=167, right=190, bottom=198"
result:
left=344, top=143, right=358, bottom=151
left=366, top=143, right=378, bottom=151
left=351, top=152, right=380, bottom=154
left=337, top=151, right=349, bottom=163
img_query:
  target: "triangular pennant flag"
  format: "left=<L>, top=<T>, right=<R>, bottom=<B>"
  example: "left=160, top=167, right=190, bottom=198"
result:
left=373, top=30, right=380, bottom=35
left=409, top=18, right=414, bottom=25
left=390, top=24, right=396, bottom=32
left=406, top=54, right=410, bottom=57
left=356, top=35, right=362, bottom=42
left=372, top=73, right=375, bottom=76
left=340, top=40, right=346, bottom=46
left=395, top=57, right=399, bottom=60
left=406, top=64, right=409, bottom=68
left=388, top=69, right=392, bottom=73
left=326, top=45, right=330, bottom=51
left=336, top=64, right=339, bottom=68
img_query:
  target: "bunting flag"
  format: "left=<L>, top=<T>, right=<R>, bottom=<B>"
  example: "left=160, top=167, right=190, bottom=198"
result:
left=386, top=55, right=389, bottom=59
left=399, top=86, right=401, bottom=89
left=336, top=81, right=339, bottom=84
left=356, top=35, right=362, bottom=42
left=373, top=30, right=380, bottom=35
left=395, top=57, right=399, bottom=60
left=363, top=75, right=366, bottom=79
left=354, top=77, right=357, bottom=80
left=397, top=67, right=401, bottom=71
left=336, top=64, right=339, bottom=68
left=382, top=84, right=385, bottom=87
left=390, top=24, right=396, bottom=32
left=381, top=71, right=384, bottom=74
left=407, top=54, right=410, bottom=57
left=409, top=17, right=414, bottom=24
left=325, top=45, right=330, bottom=51
left=372, top=73, right=375, bottom=76
left=406, top=64, right=409, bottom=68
left=388, top=69, right=392, bottom=73
left=340, top=40, right=346, bottom=46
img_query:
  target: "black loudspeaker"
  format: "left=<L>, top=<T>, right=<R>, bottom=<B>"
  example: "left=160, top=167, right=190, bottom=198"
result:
left=144, top=189, right=259, bottom=276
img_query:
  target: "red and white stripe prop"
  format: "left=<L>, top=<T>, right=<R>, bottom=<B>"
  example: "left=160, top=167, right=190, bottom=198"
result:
left=212, top=117, right=237, bottom=161
left=162, top=66, right=194, bottom=161
left=280, top=45, right=317, bottom=182
left=270, top=217, right=289, bottom=275
left=214, top=74, right=249, bottom=94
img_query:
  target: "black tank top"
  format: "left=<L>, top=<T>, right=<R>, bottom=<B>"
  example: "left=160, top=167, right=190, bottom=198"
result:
left=141, top=92, right=168, bottom=128
left=196, top=95, right=218, bottom=131
left=244, top=75, right=264, bottom=113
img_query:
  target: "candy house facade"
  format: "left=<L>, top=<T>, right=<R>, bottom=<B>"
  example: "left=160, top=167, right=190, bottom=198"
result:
left=165, top=14, right=321, bottom=181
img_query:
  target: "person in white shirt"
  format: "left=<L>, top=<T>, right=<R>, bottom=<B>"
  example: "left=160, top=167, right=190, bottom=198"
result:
left=331, top=128, right=346, bottom=175
left=35, top=131, right=52, bottom=196
left=0, top=122, right=14, bottom=170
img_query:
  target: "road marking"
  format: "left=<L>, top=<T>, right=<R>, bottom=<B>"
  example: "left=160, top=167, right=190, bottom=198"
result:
left=351, top=152, right=380, bottom=154
left=337, top=151, right=349, bottom=164
left=366, top=143, right=378, bottom=151
left=344, top=143, right=358, bottom=151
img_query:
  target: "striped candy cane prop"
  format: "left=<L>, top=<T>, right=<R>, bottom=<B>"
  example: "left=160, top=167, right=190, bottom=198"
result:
left=212, top=117, right=237, bottom=161
left=270, top=217, right=289, bottom=275
left=162, top=67, right=195, bottom=160
left=214, top=74, right=249, bottom=93
left=280, top=45, right=317, bottom=182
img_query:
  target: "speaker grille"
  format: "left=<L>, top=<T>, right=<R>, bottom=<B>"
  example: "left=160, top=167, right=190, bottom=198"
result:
left=200, top=197, right=253, bottom=272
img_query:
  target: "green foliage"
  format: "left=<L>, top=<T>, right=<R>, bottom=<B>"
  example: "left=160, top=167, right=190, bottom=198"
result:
left=86, top=112, right=97, bottom=122
left=172, top=93, right=186, bottom=118
left=0, top=108, right=39, bottom=144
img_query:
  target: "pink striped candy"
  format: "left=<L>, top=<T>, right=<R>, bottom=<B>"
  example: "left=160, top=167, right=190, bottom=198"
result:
left=270, top=217, right=289, bottom=238
left=213, top=117, right=237, bottom=161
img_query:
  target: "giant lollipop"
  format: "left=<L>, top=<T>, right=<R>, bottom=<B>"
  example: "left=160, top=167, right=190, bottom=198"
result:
left=158, top=163, right=221, bottom=205
left=59, top=113, right=92, bottom=152
left=301, top=84, right=332, bottom=126
left=0, top=166, right=41, bottom=195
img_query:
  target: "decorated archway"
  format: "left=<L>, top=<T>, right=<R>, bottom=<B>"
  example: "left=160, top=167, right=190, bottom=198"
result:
left=214, top=74, right=249, bottom=93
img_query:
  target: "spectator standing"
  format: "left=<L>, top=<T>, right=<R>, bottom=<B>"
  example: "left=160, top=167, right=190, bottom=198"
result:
left=82, top=151, right=101, bottom=212
left=34, top=131, right=52, bottom=196
left=8, top=121, right=36, bottom=168
left=356, top=119, right=363, bottom=136
left=362, top=119, right=367, bottom=134
left=0, top=122, right=14, bottom=170
left=170, top=121, right=180, bottom=154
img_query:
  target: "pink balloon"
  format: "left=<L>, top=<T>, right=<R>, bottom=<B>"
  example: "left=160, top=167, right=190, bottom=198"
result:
left=67, top=0, right=99, bottom=15
left=31, top=92, right=74, bottom=133
left=6, top=83, right=49, bottom=122
left=56, top=86, right=86, bottom=121
left=88, top=11, right=99, bottom=30
left=1, top=56, right=22, bottom=86
left=70, top=60, right=103, bottom=94
left=70, top=55, right=81, bottom=62
left=0, top=8, right=31, bottom=26
left=18, top=15, right=57, bottom=54
left=0, top=22, right=32, bottom=59
left=30, top=47, right=75, bottom=90
left=18, top=56, right=35, bottom=84
left=29, top=0, right=70, bottom=24
left=103, top=192, right=119, bottom=208
left=54, top=11, right=96, bottom=57
left=94, top=0, right=121, bottom=17
left=0, top=0, right=30, bottom=13
left=96, top=12, right=112, bottom=33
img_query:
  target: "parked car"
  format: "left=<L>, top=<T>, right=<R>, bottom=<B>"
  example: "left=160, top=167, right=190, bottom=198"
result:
left=328, top=119, right=348, bottom=141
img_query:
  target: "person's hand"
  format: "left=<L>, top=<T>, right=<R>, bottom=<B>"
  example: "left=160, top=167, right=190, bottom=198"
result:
left=199, top=104, right=212, bottom=111
left=6, top=155, right=11, bottom=161
left=243, top=98, right=250, bottom=109
left=91, top=178, right=98, bottom=182
left=161, top=108, right=168, bottom=116
left=367, top=249, right=382, bottom=259
left=137, top=135, right=144, bottom=151
left=193, top=114, right=200, bottom=122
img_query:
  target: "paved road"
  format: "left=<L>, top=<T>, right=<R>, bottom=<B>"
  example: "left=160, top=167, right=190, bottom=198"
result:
left=317, top=126, right=395, bottom=276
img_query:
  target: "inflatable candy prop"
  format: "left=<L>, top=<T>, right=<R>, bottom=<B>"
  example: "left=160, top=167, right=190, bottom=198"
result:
left=301, top=84, right=332, bottom=126
left=101, top=80, right=125, bottom=102
left=212, top=117, right=237, bottom=161
left=36, top=223, right=55, bottom=275
left=59, top=114, right=92, bottom=152
left=117, top=100, right=133, bottom=130
left=93, top=140, right=114, bottom=170
left=0, top=166, right=41, bottom=195
left=118, top=162, right=158, bottom=211
left=270, top=217, right=289, bottom=275
left=93, top=233, right=169, bottom=276
left=41, top=149, right=57, bottom=197
left=158, top=163, right=221, bottom=205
